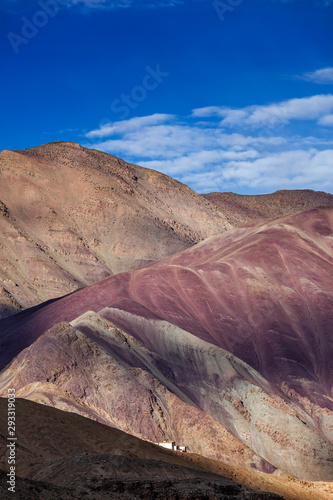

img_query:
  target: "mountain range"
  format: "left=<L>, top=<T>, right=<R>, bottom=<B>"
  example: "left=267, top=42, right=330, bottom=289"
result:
left=1, top=141, right=333, bottom=499
left=1, top=141, right=332, bottom=319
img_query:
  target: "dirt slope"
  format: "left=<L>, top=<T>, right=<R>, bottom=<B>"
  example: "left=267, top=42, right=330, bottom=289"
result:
left=2, top=397, right=329, bottom=500
left=0, top=141, right=230, bottom=318
left=1, top=141, right=331, bottom=319
left=203, top=190, right=333, bottom=227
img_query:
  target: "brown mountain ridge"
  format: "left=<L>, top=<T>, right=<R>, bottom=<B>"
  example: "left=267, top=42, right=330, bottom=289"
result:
left=0, top=141, right=332, bottom=318
left=0, top=141, right=231, bottom=318
left=203, top=190, right=333, bottom=226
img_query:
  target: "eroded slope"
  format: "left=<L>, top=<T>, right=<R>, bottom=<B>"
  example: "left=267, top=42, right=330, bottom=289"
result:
left=0, top=141, right=230, bottom=317
left=1, top=208, right=332, bottom=480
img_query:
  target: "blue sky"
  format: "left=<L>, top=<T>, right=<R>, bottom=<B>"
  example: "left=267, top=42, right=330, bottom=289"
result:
left=1, top=0, right=333, bottom=194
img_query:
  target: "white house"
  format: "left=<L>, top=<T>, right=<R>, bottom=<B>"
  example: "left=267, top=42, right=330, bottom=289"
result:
left=157, top=442, right=188, bottom=452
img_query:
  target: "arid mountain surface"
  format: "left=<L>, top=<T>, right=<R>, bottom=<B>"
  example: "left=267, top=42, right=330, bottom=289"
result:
left=1, top=141, right=332, bottom=319
left=203, top=190, right=333, bottom=227
left=3, top=397, right=333, bottom=500
left=0, top=320, right=276, bottom=473
left=1, top=207, right=332, bottom=483
left=0, top=141, right=231, bottom=318
left=1, top=142, right=333, bottom=496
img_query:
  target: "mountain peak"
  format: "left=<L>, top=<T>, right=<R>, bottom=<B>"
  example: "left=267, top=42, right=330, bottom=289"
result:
left=0, top=143, right=231, bottom=318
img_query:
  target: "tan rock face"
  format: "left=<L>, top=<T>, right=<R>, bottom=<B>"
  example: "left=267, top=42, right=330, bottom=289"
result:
left=0, top=141, right=231, bottom=317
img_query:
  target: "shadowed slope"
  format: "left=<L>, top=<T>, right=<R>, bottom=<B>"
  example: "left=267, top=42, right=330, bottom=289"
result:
left=0, top=399, right=284, bottom=500
left=1, top=397, right=329, bottom=500
left=1, top=316, right=332, bottom=480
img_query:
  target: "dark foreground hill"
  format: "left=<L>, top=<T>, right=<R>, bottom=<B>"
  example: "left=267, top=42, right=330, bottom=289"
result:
left=2, top=397, right=329, bottom=500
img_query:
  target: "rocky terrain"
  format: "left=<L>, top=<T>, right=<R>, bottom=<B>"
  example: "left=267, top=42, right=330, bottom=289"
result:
left=0, top=320, right=275, bottom=472
left=1, top=207, right=332, bottom=484
left=203, top=190, right=333, bottom=227
left=1, top=142, right=333, bottom=498
left=1, top=142, right=332, bottom=319
left=0, top=141, right=231, bottom=318
left=2, top=397, right=332, bottom=500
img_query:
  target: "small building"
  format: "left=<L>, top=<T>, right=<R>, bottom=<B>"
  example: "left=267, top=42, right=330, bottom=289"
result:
left=157, top=442, right=187, bottom=452
left=157, top=441, right=176, bottom=450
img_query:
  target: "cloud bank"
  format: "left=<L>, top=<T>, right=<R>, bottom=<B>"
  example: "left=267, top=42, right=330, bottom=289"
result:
left=84, top=93, right=333, bottom=194
left=192, top=94, right=333, bottom=128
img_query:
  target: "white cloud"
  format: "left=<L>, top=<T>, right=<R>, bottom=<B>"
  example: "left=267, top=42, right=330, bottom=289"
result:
left=219, top=149, right=333, bottom=190
left=193, top=94, right=333, bottom=128
left=166, top=149, right=333, bottom=194
left=302, top=67, right=333, bottom=84
left=85, top=114, right=286, bottom=160
left=84, top=101, right=333, bottom=194
left=85, top=114, right=174, bottom=138
left=318, top=114, right=333, bottom=126
left=138, top=148, right=333, bottom=193
left=139, top=149, right=260, bottom=176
